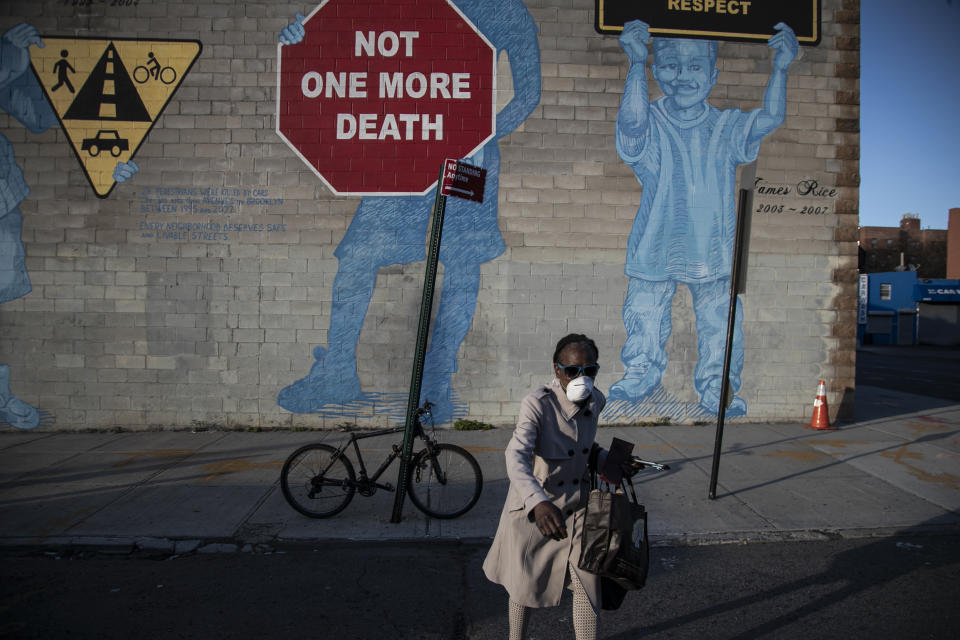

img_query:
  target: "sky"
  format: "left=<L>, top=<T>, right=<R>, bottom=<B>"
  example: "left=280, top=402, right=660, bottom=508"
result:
left=859, top=0, right=960, bottom=230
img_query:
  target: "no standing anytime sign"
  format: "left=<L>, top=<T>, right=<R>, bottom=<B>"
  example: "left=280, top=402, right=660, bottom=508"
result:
left=276, top=0, right=497, bottom=196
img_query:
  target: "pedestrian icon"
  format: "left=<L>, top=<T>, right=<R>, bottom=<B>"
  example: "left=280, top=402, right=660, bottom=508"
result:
left=29, top=36, right=201, bottom=197
left=51, top=49, right=75, bottom=93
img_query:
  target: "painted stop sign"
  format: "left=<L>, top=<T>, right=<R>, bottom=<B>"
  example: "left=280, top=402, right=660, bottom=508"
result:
left=276, top=0, right=496, bottom=195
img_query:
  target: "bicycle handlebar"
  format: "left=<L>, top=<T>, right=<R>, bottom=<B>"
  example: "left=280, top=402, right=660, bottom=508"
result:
left=416, top=400, right=434, bottom=417
left=631, top=457, right=670, bottom=471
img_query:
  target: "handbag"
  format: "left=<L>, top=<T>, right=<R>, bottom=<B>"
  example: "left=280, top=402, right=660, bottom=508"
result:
left=578, top=475, right=649, bottom=594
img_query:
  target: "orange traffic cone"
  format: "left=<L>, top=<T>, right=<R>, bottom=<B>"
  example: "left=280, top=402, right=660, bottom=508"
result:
left=806, top=379, right=836, bottom=430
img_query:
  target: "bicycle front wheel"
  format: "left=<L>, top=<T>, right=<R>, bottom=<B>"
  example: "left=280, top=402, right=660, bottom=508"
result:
left=407, top=443, right=482, bottom=519
left=159, top=66, right=177, bottom=84
left=280, top=444, right=355, bottom=518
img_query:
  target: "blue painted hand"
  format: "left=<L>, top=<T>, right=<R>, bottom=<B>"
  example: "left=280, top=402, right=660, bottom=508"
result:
left=278, top=13, right=306, bottom=46
left=112, top=160, right=139, bottom=183
left=619, top=20, right=651, bottom=64
left=769, top=22, right=799, bottom=72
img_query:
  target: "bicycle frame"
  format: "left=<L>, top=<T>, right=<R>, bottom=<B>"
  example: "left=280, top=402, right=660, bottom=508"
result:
left=326, top=418, right=432, bottom=492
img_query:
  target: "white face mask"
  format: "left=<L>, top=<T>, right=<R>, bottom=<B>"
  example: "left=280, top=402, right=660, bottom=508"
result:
left=565, top=376, right=594, bottom=403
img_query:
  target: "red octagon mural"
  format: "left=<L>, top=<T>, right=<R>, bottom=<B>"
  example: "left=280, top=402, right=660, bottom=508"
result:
left=276, top=0, right=496, bottom=195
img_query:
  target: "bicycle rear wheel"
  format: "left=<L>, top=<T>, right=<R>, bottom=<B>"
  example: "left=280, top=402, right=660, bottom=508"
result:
left=280, top=443, right=355, bottom=518
left=407, top=443, right=482, bottom=519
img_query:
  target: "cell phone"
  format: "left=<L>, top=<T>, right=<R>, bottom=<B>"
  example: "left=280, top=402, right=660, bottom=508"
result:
left=599, top=437, right=634, bottom=484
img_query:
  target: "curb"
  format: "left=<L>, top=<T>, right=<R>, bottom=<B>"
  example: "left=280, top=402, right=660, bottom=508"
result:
left=4, top=523, right=959, bottom=556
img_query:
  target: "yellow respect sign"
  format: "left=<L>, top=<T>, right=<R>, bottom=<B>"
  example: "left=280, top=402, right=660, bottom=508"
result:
left=31, top=37, right=201, bottom=197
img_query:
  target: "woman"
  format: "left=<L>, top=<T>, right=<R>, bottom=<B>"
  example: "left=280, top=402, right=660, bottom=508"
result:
left=482, top=333, right=609, bottom=640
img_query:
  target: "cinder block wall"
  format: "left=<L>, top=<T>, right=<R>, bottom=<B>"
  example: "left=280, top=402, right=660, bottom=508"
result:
left=0, top=0, right=859, bottom=430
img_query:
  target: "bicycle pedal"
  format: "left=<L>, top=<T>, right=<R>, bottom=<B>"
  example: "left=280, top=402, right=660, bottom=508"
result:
left=383, top=483, right=394, bottom=491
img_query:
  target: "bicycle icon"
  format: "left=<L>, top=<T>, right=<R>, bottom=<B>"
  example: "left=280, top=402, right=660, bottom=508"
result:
left=133, top=52, right=176, bottom=85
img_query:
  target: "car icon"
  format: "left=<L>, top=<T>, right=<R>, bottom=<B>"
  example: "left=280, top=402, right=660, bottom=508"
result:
left=80, top=129, right=129, bottom=157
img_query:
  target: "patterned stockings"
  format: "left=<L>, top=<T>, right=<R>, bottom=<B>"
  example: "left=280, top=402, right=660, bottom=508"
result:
left=507, top=561, right=597, bottom=640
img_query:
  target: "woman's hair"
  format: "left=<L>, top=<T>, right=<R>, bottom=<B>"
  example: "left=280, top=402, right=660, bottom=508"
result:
left=552, top=333, right=599, bottom=364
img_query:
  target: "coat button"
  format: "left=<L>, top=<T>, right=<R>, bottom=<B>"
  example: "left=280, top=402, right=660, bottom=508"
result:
left=582, top=448, right=589, bottom=454
left=568, top=449, right=574, bottom=457
left=558, top=480, right=565, bottom=487
left=572, top=478, right=579, bottom=485
left=566, top=509, right=573, bottom=516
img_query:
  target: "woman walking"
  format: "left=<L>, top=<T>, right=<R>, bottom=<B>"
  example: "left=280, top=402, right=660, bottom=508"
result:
left=483, top=333, right=610, bottom=639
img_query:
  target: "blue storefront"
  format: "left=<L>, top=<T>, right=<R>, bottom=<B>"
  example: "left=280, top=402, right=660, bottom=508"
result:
left=858, top=272, right=960, bottom=346
left=914, top=280, right=960, bottom=346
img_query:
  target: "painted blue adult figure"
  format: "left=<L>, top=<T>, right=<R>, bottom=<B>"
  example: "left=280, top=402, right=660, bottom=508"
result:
left=0, top=24, right=53, bottom=429
left=612, top=20, right=797, bottom=417
left=0, top=24, right=137, bottom=429
left=277, top=1, right=542, bottom=423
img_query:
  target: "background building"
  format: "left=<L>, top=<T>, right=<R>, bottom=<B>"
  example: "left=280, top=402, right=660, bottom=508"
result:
left=858, top=271, right=960, bottom=346
left=948, top=208, right=960, bottom=279
left=859, top=213, right=948, bottom=277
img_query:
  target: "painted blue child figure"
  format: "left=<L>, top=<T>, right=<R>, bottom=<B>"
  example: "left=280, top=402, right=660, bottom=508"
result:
left=0, top=24, right=137, bottom=430
left=612, top=20, right=797, bottom=417
left=276, top=0, right=542, bottom=423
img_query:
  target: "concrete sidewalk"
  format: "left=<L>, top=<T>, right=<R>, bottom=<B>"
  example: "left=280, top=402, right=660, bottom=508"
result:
left=1, top=385, right=958, bottom=553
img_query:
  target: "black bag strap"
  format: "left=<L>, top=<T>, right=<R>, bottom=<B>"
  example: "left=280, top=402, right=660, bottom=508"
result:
left=620, top=476, right=640, bottom=506
left=588, top=443, right=601, bottom=486
left=589, top=452, right=641, bottom=502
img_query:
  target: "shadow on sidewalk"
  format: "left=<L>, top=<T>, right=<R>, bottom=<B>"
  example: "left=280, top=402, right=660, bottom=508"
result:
left=712, top=424, right=960, bottom=500
left=620, top=408, right=960, bottom=504
left=853, top=384, right=957, bottom=424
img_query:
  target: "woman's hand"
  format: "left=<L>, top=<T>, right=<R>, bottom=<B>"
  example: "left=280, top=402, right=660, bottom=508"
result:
left=532, top=501, right=567, bottom=540
left=622, top=457, right=645, bottom=478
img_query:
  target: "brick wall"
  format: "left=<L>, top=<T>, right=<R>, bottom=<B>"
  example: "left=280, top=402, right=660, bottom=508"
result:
left=0, top=0, right=859, bottom=430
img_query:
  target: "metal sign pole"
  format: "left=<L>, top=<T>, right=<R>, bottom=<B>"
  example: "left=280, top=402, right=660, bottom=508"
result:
left=390, top=164, right=448, bottom=523
left=708, top=169, right=755, bottom=500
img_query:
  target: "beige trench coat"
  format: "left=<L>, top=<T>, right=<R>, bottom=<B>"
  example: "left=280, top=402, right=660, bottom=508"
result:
left=482, top=379, right=607, bottom=612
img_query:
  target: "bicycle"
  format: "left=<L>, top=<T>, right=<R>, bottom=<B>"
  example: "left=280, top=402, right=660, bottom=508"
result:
left=280, top=401, right=483, bottom=519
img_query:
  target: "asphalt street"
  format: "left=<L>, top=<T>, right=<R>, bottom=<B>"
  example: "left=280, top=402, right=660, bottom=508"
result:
left=2, top=535, right=958, bottom=640
left=856, top=346, right=960, bottom=401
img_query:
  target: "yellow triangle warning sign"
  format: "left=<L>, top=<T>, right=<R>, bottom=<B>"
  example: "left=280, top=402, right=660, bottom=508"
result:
left=30, top=37, right=201, bottom=198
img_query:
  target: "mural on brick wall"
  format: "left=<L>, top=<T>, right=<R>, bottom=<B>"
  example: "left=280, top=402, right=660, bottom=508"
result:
left=0, top=23, right=202, bottom=429
left=30, top=35, right=200, bottom=197
left=601, top=20, right=797, bottom=423
left=0, top=24, right=54, bottom=430
left=275, top=0, right=542, bottom=424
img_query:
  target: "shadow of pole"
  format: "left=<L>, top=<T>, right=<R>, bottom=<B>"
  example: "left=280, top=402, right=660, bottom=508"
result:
left=710, top=428, right=959, bottom=500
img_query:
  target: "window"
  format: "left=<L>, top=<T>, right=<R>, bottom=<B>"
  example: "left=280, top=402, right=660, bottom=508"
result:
left=871, top=238, right=877, bottom=248
left=879, top=284, right=892, bottom=300
left=886, top=238, right=894, bottom=247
